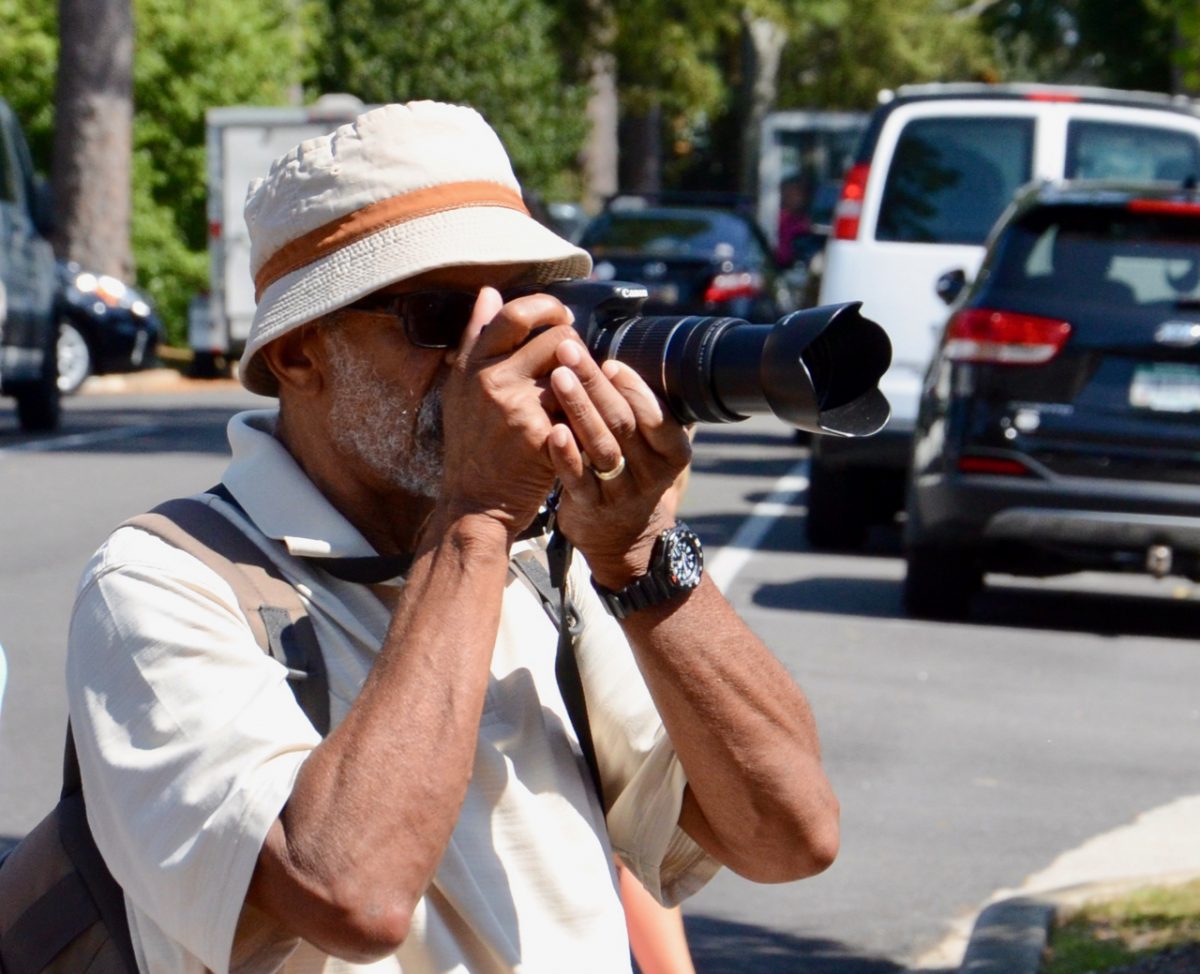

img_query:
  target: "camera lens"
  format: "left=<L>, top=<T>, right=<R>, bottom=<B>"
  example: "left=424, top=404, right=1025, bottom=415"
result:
left=587, top=303, right=892, bottom=437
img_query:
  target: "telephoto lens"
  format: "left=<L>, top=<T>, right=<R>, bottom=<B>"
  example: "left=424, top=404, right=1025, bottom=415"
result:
left=541, top=280, right=892, bottom=437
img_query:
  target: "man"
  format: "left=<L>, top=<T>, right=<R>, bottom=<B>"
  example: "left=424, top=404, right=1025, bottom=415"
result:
left=66, top=101, right=838, bottom=973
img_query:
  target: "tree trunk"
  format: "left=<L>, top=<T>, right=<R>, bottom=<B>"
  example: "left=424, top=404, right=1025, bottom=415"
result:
left=52, top=0, right=134, bottom=280
left=619, top=105, right=662, bottom=195
left=737, top=12, right=786, bottom=200
left=581, top=0, right=619, bottom=213
left=583, top=49, right=619, bottom=212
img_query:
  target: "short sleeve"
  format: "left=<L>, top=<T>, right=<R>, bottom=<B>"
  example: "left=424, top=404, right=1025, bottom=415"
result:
left=66, top=526, right=320, bottom=973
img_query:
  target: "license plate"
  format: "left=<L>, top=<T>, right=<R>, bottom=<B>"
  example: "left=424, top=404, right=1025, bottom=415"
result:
left=1129, top=362, right=1200, bottom=412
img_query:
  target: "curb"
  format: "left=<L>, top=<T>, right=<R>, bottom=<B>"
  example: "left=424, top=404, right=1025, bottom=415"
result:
left=958, top=871, right=1200, bottom=973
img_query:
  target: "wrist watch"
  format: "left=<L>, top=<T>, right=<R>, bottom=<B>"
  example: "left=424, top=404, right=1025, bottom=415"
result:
left=592, top=522, right=704, bottom=619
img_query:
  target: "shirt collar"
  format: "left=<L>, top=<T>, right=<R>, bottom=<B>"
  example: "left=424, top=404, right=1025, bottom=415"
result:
left=221, top=408, right=549, bottom=563
left=222, top=409, right=379, bottom=559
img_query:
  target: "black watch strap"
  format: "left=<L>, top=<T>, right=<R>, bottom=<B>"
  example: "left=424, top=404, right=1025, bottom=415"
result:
left=591, top=522, right=704, bottom=620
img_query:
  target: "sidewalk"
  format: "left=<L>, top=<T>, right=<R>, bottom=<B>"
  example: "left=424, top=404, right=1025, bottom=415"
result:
left=921, top=795, right=1200, bottom=973
left=79, top=366, right=241, bottom=395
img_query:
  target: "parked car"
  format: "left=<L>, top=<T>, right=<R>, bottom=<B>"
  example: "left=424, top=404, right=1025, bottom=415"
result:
left=577, top=198, right=800, bottom=322
left=902, top=180, right=1200, bottom=619
left=56, top=260, right=162, bottom=394
left=810, top=82, right=1200, bottom=550
left=0, top=97, right=59, bottom=430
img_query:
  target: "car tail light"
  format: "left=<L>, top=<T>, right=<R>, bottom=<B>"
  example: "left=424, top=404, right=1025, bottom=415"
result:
left=704, top=271, right=762, bottom=303
left=958, top=455, right=1033, bottom=476
left=1127, top=199, right=1200, bottom=216
left=944, top=308, right=1072, bottom=364
left=832, top=163, right=870, bottom=240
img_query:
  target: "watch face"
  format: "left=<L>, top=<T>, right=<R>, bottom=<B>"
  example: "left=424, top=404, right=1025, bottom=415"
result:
left=666, top=529, right=704, bottom=588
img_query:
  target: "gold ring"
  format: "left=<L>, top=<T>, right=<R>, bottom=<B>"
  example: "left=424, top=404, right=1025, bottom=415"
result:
left=594, top=455, right=626, bottom=481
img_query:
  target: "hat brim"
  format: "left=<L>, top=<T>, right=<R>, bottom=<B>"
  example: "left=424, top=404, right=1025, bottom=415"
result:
left=241, top=205, right=592, bottom=396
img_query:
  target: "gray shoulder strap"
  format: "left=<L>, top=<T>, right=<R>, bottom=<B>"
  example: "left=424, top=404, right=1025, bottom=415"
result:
left=123, top=497, right=331, bottom=735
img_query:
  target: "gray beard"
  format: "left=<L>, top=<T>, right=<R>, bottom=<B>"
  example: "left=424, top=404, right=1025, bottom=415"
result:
left=324, top=328, right=444, bottom=498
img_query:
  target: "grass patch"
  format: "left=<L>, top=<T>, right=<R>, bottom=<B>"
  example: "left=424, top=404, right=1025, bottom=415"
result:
left=1042, top=879, right=1200, bottom=974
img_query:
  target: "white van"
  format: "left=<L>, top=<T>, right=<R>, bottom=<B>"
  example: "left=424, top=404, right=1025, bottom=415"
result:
left=810, top=82, right=1200, bottom=549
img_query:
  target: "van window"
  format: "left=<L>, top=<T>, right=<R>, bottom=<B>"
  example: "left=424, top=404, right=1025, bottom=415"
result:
left=1066, top=120, right=1200, bottom=183
left=876, top=116, right=1034, bottom=245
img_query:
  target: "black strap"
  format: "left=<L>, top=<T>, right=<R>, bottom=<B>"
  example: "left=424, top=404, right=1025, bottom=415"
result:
left=512, top=533, right=605, bottom=810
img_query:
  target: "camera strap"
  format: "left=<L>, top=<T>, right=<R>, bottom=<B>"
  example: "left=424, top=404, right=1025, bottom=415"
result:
left=538, top=486, right=606, bottom=811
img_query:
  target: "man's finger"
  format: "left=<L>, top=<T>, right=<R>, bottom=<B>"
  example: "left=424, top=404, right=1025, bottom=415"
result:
left=604, top=360, right=691, bottom=463
left=469, top=293, right=574, bottom=364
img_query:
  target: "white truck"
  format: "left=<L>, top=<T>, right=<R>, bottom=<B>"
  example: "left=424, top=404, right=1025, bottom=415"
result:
left=189, top=94, right=370, bottom=376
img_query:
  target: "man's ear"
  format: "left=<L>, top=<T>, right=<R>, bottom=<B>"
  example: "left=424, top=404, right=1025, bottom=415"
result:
left=258, top=323, right=326, bottom=396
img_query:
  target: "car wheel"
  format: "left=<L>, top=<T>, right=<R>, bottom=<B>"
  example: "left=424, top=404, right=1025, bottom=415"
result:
left=805, top=459, right=867, bottom=550
left=903, top=545, right=982, bottom=621
left=14, top=332, right=61, bottom=432
left=57, top=319, right=92, bottom=395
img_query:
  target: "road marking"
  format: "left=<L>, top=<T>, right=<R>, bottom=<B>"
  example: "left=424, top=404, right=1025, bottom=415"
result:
left=0, top=425, right=165, bottom=455
left=707, top=458, right=809, bottom=593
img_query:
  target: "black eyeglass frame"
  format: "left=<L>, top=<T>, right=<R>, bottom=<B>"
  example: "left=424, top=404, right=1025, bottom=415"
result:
left=346, top=286, right=543, bottom=349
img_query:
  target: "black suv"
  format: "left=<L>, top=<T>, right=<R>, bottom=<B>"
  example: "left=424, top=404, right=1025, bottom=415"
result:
left=0, top=98, right=59, bottom=430
left=904, top=180, right=1200, bottom=619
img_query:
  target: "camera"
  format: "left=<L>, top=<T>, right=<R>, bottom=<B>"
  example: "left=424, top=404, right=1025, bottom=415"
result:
left=540, top=280, right=892, bottom=437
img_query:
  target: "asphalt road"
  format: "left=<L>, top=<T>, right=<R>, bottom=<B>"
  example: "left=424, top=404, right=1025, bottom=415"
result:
left=1, top=382, right=1197, bottom=973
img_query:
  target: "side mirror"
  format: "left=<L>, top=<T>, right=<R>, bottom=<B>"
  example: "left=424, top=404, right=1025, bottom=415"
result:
left=31, top=177, right=55, bottom=238
left=935, top=268, right=967, bottom=305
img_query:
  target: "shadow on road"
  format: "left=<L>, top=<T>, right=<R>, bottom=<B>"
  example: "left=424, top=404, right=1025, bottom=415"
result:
left=753, top=573, right=1200, bottom=641
left=0, top=404, right=245, bottom=456
left=683, top=915, right=909, bottom=974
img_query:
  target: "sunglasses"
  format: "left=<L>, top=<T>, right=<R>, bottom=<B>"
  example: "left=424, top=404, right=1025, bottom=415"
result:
left=347, top=287, right=539, bottom=349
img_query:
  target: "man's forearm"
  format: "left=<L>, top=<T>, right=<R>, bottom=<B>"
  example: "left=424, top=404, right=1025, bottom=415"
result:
left=617, top=575, right=840, bottom=883
left=249, top=512, right=512, bottom=958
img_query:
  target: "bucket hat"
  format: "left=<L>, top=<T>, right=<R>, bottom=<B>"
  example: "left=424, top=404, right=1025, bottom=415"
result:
left=240, top=100, right=592, bottom=395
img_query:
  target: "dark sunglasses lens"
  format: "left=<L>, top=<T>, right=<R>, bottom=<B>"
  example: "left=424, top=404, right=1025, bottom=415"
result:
left=403, top=292, right=477, bottom=348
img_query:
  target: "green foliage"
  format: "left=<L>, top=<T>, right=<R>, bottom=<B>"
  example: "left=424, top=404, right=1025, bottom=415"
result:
left=314, top=0, right=588, bottom=199
left=132, top=0, right=308, bottom=344
left=0, top=1, right=58, bottom=170
left=1043, top=879, right=1200, bottom=974
left=778, top=0, right=995, bottom=110
left=980, top=0, right=1186, bottom=93
left=0, top=0, right=307, bottom=345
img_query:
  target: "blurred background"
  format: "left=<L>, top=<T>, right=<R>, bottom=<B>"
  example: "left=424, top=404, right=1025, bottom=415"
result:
left=6, top=0, right=1200, bottom=352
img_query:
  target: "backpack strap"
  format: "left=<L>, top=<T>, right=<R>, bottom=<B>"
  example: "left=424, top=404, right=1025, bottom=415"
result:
left=123, top=496, right=331, bottom=735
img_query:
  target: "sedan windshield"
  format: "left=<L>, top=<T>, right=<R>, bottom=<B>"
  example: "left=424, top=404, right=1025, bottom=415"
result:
left=580, top=210, right=760, bottom=260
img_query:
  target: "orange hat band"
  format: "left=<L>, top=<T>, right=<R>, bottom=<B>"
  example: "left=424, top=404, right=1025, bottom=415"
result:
left=254, top=180, right=530, bottom=300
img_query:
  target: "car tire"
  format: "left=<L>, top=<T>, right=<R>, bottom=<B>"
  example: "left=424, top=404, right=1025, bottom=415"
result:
left=56, top=319, right=92, bottom=395
left=14, top=332, right=61, bottom=432
left=903, top=545, right=982, bottom=620
left=805, top=459, right=868, bottom=550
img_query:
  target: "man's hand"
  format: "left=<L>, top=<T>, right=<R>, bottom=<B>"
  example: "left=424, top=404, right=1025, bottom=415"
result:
left=545, top=341, right=693, bottom=588
left=437, top=288, right=572, bottom=539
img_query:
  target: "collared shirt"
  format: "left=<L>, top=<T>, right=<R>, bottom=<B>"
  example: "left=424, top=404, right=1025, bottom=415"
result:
left=66, top=409, right=718, bottom=974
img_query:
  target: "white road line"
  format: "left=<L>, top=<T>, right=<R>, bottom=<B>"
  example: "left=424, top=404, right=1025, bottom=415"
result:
left=707, top=458, right=809, bottom=593
left=0, top=425, right=165, bottom=456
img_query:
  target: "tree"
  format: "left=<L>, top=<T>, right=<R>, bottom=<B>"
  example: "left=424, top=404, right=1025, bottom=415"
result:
left=131, top=0, right=308, bottom=342
left=53, top=0, right=134, bottom=279
left=316, top=0, right=588, bottom=199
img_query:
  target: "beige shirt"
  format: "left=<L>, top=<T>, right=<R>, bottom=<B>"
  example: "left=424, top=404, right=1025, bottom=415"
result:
left=65, top=410, right=718, bottom=974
